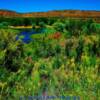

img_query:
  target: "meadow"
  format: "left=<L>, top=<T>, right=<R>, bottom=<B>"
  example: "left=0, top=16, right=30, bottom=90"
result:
left=0, top=17, right=100, bottom=100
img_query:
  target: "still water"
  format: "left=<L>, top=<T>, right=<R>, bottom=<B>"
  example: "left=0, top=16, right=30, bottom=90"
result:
left=16, top=29, right=45, bottom=43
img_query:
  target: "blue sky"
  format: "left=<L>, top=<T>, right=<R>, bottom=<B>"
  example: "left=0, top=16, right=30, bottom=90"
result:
left=0, top=0, right=100, bottom=12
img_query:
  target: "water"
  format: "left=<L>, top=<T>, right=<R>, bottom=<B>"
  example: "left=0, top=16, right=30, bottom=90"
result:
left=16, top=31, right=34, bottom=43
left=16, top=29, right=45, bottom=43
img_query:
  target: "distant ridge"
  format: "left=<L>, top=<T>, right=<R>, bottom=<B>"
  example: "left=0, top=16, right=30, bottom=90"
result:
left=0, top=9, right=100, bottom=18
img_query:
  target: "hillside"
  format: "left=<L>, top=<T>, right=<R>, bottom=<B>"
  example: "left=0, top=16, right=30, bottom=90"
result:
left=0, top=9, right=100, bottom=18
left=0, top=10, right=19, bottom=17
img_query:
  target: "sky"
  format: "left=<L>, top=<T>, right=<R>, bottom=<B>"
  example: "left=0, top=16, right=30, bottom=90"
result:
left=0, top=0, right=100, bottom=13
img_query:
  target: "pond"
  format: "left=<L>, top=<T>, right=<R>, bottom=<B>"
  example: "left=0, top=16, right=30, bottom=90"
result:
left=16, top=29, right=45, bottom=43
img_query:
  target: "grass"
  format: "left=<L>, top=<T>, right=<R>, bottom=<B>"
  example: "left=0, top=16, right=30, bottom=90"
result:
left=0, top=18, right=100, bottom=100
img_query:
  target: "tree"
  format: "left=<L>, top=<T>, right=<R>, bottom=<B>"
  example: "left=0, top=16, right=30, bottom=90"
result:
left=85, top=18, right=95, bottom=34
left=0, top=22, right=9, bottom=28
left=23, top=18, right=32, bottom=26
left=53, top=22, right=65, bottom=32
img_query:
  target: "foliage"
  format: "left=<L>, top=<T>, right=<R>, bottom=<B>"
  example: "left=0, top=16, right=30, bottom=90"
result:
left=0, top=18, right=100, bottom=99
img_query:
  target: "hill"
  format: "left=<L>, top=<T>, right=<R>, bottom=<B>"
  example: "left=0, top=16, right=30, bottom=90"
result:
left=0, top=9, right=100, bottom=18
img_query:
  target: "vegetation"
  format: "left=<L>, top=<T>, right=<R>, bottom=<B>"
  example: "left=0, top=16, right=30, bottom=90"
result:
left=0, top=18, right=100, bottom=100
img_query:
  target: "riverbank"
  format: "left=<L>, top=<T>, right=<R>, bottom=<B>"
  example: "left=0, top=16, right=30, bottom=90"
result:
left=9, top=25, right=33, bottom=29
left=9, top=25, right=52, bottom=29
